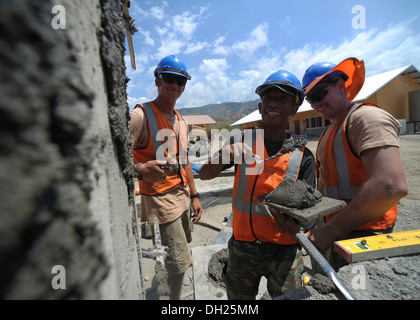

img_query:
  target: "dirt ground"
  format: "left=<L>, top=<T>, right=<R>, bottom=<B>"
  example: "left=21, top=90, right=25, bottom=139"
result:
left=137, top=134, right=420, bottom=300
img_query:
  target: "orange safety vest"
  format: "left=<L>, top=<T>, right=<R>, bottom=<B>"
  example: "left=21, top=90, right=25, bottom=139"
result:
left=317, top=103, right=397, bottom=230
left=132, top=102, right=188, bottom=195
left=232, top=130, right=305, bottom=244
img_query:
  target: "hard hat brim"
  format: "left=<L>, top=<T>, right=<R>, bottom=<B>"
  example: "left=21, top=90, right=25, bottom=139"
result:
left=155, top=68, right=191, bottom=80
left=258, top=84, right=296, bottom=97
left=305, top=57, right=365, bottom=102
left=257, top=84, right=304, bottom=106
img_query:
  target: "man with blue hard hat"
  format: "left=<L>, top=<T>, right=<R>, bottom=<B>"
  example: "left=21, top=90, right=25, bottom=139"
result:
left=129, top=55, right=203, bottom=299
left=200, top=69, right=316, bottom=299
left=302, top=57, right=408, bottom=269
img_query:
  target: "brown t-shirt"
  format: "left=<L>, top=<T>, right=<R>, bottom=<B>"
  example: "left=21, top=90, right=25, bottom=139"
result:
left=316, top=104, right=401, bottom=195
left=130, top=106, right=190, bottom=224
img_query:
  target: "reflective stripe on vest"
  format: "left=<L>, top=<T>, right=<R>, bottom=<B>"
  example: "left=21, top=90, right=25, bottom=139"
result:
left=232, top=147, right=303, bottom=216
left=142, top=102, right=189, bottom=165
left=142, top=102, right=161, bottom=156
left=325, top=103, right=362, bottom=200
left=133, top=102, right=188, bottom=195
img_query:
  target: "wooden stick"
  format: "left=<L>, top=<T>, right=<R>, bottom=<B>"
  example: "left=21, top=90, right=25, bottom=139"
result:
left=198, top=217, right=232, bottom=233
left=122, top=0, right=136, bottom=70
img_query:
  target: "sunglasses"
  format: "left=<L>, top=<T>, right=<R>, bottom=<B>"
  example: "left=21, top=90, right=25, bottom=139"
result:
left=159, top=74, right=187, bottom=87
left=306, top=87, right=329, bottom=105
left=305, top=79, right=340, bottom=105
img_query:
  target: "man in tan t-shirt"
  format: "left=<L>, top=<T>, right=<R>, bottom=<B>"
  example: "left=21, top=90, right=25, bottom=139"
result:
left=129, top=55, right=203, bottom=299
left=301, top=58, right=408, bottom=268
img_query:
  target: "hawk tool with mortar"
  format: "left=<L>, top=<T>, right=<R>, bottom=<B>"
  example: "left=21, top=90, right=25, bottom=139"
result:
left=259, top=185, right=357, bottom=300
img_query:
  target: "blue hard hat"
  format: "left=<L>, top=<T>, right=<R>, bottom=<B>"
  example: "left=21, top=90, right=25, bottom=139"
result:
left=154, top=55, right=191, bottom=80
left=302, top=62, right=349, bottom=90
left=255, top=69, right=304, bottom=106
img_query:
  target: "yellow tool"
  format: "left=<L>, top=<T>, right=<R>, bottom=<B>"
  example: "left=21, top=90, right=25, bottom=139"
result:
left=334, top=229, right=420, bottom=263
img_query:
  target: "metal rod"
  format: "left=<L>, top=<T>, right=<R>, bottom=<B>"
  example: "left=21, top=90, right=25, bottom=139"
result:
left=294, top=231, right=357, bottom=300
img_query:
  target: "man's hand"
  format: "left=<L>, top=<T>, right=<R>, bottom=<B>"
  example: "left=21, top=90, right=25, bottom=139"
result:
left=191, top=198, right=203, bottom=223
left=221, top=141, right=260, bottom=164
left=269, top=208, right=301, bottom=235
left=305, top=224, right=336, bottom=254
left=140, top=160, right=173, bottom=182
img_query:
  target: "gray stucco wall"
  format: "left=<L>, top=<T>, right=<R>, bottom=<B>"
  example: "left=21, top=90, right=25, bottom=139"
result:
left=0, top=0, right=143, bottom=299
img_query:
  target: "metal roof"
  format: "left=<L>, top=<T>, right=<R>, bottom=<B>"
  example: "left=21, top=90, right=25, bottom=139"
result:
left=231, top=109, right=260, bottom=126
left=231, top=64, right=419, bottom=127
left=353, top=65, right=419, bottom=102
left=182, top=114, right=217, bottom=125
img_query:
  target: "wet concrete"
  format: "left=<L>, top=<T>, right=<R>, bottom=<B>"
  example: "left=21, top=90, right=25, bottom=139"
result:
left=259, top=180, right=322, bottom=209
left=208, top=248, right=228, bottom=289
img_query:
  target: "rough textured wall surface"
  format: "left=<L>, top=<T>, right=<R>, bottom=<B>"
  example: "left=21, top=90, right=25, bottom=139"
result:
left=0, top=0, right=143, bottom=299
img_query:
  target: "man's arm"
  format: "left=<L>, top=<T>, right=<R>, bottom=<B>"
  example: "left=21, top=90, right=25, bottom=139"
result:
left=199, top=140, right=237, bottom=180
left=185, top=158, right=203, bottom=223
left=199, top=153, right=229, bottom=180
left=200, top=136, right=254, bottom=180
left=307, top=145, right=408, bottom=252
left=129, top=108, right=148, bottom=149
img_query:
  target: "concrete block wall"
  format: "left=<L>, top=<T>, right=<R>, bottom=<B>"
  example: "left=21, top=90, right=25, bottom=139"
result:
left=0, top=0, right=144, bottom=299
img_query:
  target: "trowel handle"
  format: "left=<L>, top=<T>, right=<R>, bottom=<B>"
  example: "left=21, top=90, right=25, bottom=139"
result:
left=294, top=231, right=357, bottom=300
left=293, top=218, right=314, bottom=229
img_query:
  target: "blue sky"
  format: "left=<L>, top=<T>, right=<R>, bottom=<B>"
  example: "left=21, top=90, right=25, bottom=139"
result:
left=125, top=0, right=420, bottom=109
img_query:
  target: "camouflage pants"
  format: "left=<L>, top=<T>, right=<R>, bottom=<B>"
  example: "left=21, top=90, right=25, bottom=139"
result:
left=223, top=236, right=303, bottom=300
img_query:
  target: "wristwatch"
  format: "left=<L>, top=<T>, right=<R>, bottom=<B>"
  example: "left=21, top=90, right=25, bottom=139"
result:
left=190, top=192, right=200, bottom=199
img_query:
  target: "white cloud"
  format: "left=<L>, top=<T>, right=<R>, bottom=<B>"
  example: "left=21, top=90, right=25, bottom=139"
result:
left=211, top=23, right=271, bottom=60
left=178, top=81, right=209, bottom=108
left=212, top=36, right=231, bottom=56
left=151, top=6, right=208, bottom=60
left=232, top=23, right=269, bottom=59
left=200, top=58, right=229, bottom=91
left=155, top=26, right=168, bottom=37
left=128, top=96, right=149, bottom=109
left=185, top=41, right=209, bottom=54
left=199, top=58, right=228, bottom=73
left=150, top=6, right=165, bottom=20
left=284, top=19, right=420, bottom=81
left=149, top=1, right=168, bottom=20
left=213, top=45, right=231, bottom=56
left=214, top=36, right=225, bottom=46
left=179, top=58, right=230, bottom=107
left=156, top=38, right=185, bottom=58
left=170, top=12, right=199, bottom=37
left=140, top=29, right=155, bottom=47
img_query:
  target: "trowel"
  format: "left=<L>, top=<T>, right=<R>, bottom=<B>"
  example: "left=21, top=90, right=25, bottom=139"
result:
left=261, top=197, right=357, bottom=300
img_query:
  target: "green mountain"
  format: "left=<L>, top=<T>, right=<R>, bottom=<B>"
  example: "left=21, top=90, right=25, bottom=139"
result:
left=178, top=99, right=260, bottom=126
